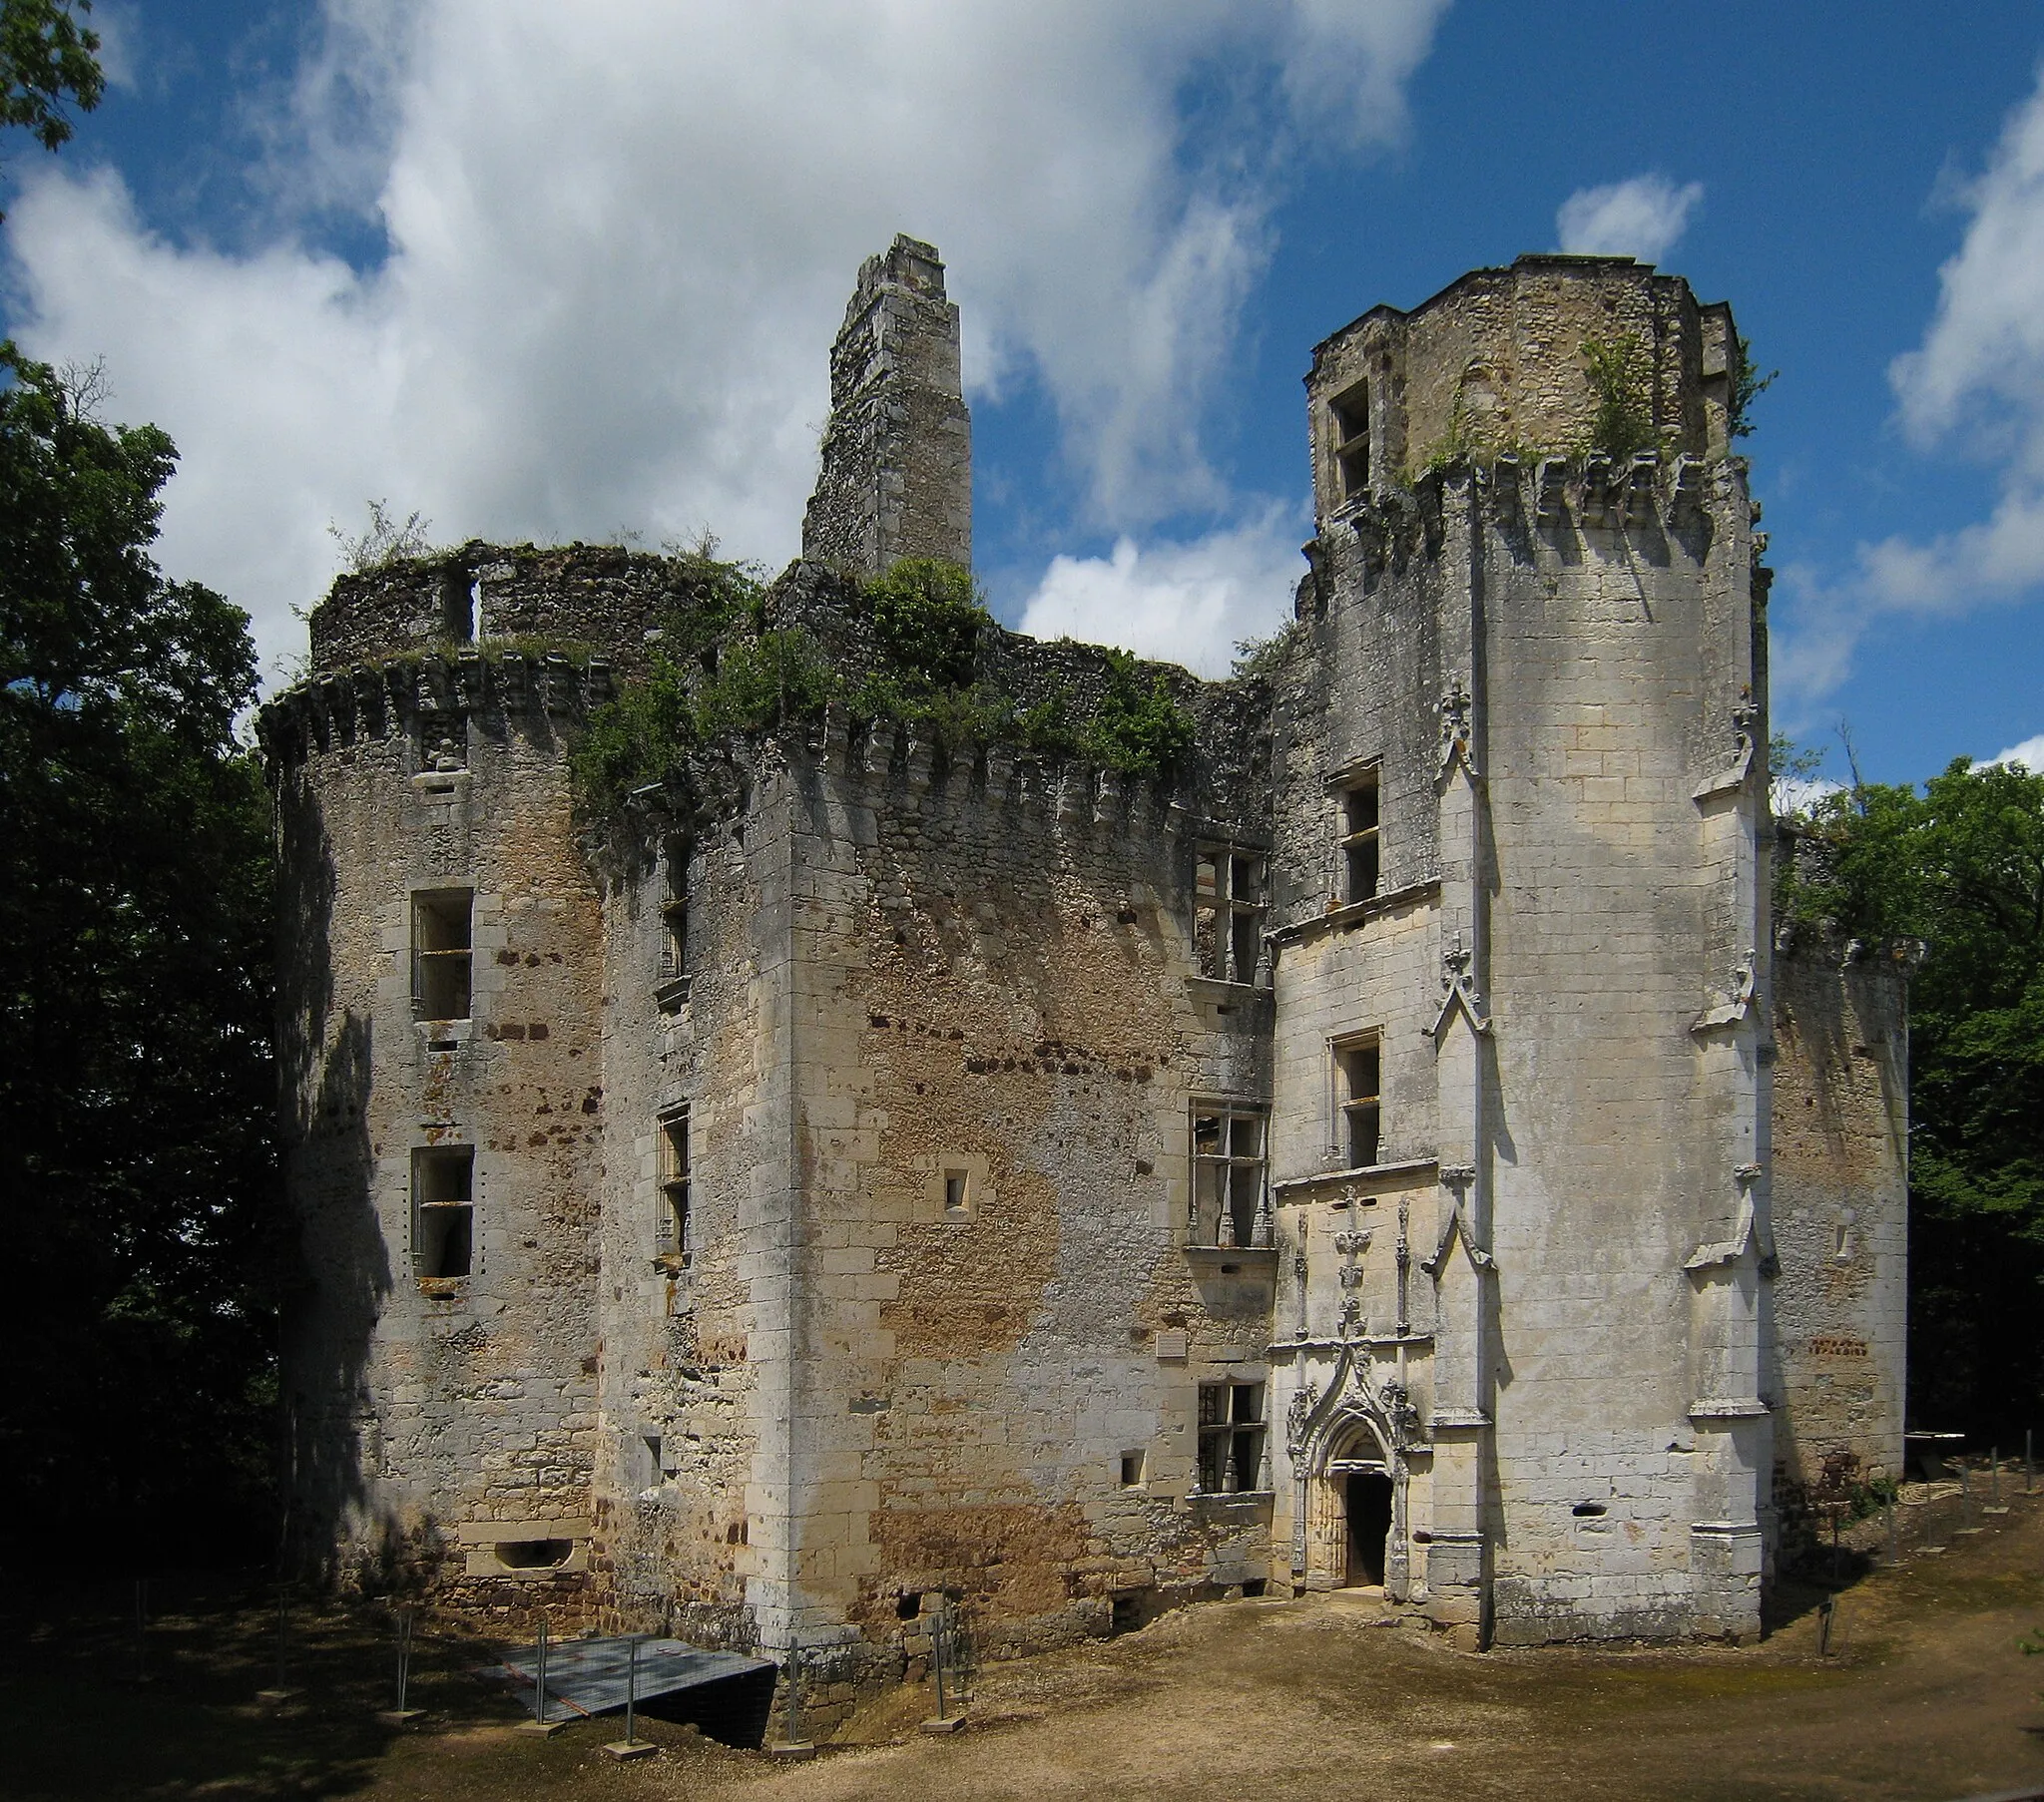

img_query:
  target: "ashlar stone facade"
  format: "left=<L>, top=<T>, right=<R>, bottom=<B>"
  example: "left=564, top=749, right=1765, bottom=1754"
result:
left=261, top=241, right=1907, bottom=1707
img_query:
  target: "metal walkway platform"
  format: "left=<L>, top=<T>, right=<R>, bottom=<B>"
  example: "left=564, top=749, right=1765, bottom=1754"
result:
left=495, top=1636, right=775, bottom=1727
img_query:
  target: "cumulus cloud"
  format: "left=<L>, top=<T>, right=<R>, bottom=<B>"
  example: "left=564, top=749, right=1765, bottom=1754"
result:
left=1988, top=731, right=2044, bottom=771
left=4, top=0, right=1449, bottom=683
left=1773, top=71, right=2044, bottom=708
left=1555, top=174, right=1704, bottom=262
left=1017, top=504, right=1306, bottom=678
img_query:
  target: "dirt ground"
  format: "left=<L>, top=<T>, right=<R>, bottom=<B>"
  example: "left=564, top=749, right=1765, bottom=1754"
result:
left=7, top=1490, right=2042, bottom=1802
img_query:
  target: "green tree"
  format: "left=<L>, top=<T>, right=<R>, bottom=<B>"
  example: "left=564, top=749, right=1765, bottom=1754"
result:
left=0, top=346, right=277, bottom=1563
left=1781, top=756, right=2044, bottom=1439
left=1, top=0, right=102, bottom=216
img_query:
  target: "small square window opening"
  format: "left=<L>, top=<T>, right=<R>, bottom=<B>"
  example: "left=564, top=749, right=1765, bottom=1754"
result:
left=413, top=1145, right=474, bottom=1279
left=412, top=889, right=474, bottom=1022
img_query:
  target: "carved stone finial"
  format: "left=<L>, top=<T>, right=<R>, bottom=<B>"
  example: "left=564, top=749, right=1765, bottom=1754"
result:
left=1424, top=933, right=1493, bottom=1038
left=1436, top=675, right=1481, bottom=783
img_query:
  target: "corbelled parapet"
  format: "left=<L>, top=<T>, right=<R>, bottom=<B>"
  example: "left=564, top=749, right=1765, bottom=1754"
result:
left=1304, top=253, right=1739, bottom=522
left=256, top=645, right=614, bottom=772
left=800, top=235, right=972, bottom=578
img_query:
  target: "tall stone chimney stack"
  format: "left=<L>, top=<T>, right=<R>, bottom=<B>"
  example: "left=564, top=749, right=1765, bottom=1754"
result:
left=801, top=235, right=972, bottom=577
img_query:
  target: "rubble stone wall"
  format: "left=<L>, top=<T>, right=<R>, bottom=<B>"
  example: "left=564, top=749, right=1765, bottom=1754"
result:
left=1769, top=939, right=1911, bottom=1488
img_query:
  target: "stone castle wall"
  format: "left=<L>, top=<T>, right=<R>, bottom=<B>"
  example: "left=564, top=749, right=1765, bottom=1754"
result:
left=266, top=652, right=612, bottom=1619
left=1768, top=931, right=1912, bottom=1489
left=1307, top=254, right=1735, bottom=493
left=801, top=235, right=971, bottom=579
left=262, top=243, right=1908, bottom=1691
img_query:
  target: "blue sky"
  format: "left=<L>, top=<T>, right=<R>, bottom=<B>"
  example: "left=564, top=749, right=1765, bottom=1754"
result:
left=6, top=1, right=2043, bottom=785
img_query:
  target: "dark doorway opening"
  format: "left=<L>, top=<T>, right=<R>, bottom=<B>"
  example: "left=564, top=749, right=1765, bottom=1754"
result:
left=1345, top=1472, right=1392, bottom=1586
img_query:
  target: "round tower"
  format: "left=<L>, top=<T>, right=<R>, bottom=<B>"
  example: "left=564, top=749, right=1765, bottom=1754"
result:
left=260, top=545, right=671, bottom=1605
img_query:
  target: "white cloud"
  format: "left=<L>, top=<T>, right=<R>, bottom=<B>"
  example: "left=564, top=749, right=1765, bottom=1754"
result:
left=4, top=0, right=1448, bottom=685
left=1555, top=175, right=1703, bottom=262
left=1017, top=504, right=1306, bottom=678
left=1776, top=71, right=2044, bottom=708
left=1987, top=731, right=2044, bottom=771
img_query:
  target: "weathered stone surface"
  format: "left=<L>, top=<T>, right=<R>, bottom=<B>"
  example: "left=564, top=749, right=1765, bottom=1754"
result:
left=264, top=244, right=1904, bottom=1693
left=800, top=235, right=971, bottom=578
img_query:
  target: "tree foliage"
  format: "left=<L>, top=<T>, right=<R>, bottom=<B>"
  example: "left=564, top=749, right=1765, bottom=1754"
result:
left=1781, top=756, right=2044, bottom=1437
left=0, top=345, right=277, bottom=1563
left=0, top=0, right=102, bottom=214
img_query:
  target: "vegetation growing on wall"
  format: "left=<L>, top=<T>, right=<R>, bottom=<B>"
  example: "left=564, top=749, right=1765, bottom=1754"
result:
left=572, top=554, right=1198, bottom=841
left=1729, top=335, right=1778, bottom=441
left=1776, top=753, right=2044, bottom=1442
left=1581, top=332, right=1657, bottom=460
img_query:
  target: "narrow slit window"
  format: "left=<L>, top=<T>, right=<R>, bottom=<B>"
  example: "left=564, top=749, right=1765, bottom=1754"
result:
left=943, top=1170, right=971, bottom=1218
left=1336, top=1038, right=1382, bottom=1170
left=1194, top=844, right=1267, bottom=983
left=1339, top=774, right=1380, bottom=904
left=1196, top=1381, right=1267, bottom=1494
left=1190, top=1106, right=1267, bottom=1247
left=413, top=1145, right=474, bottom=1279
left=1330, top=379, right=1370, bottom=501
left=658, top=1110, right=691, bottom=1266
left=412, top=889, right=473, bottom=1022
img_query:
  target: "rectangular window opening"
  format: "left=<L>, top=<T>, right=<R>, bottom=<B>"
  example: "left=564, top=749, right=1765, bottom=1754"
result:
left=1194, top=844, right=1267, bottom=983
left=412, top=888, right=474, bottom=1022
left=413, top=1145, right=474, bottom=1279
left=641, top=1434, right=664, bottom=1489
left=658, top=1111, right=691, bottom=1266
left=657, top=844, right=692, bottom=1013
left=1190, top=1106, right=1267, bottom=1248
left=943, top=1169, right=971, bottom=1219
left=1196, top=1381, right=1268, bottom=1494
left=660, top=845, right=689, bottom=977
left=1338, top=774, right=1380, bottom=904
left=1119, top=1449, right=1147, bottom=1489
left=1330, top=379, right=1370, bottom=501
left=1336, top=1038, right=1382, bottom=1170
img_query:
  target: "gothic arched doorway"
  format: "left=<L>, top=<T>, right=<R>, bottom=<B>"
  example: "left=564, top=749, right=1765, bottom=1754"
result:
left=1344, top=1471, right=1393, bottom=1586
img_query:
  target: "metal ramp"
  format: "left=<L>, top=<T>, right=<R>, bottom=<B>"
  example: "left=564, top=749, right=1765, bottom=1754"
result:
left=494, top=1635, right=775, bottom=1733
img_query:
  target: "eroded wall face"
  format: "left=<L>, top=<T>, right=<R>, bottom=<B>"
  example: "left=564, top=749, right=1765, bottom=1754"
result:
left=762, top=722, right=1273, bottom=1688
left=269, top=658, right=605, bottom=1612
left=592, top=790, right=788, bottom=1646
left=800, top=235, right=972, bottom=578
left=1768, top=946, right=1909, bottom=1489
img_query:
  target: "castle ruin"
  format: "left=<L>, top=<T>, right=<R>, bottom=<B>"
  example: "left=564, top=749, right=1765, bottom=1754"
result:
left=260, top=238, right=1910, bottom=1719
